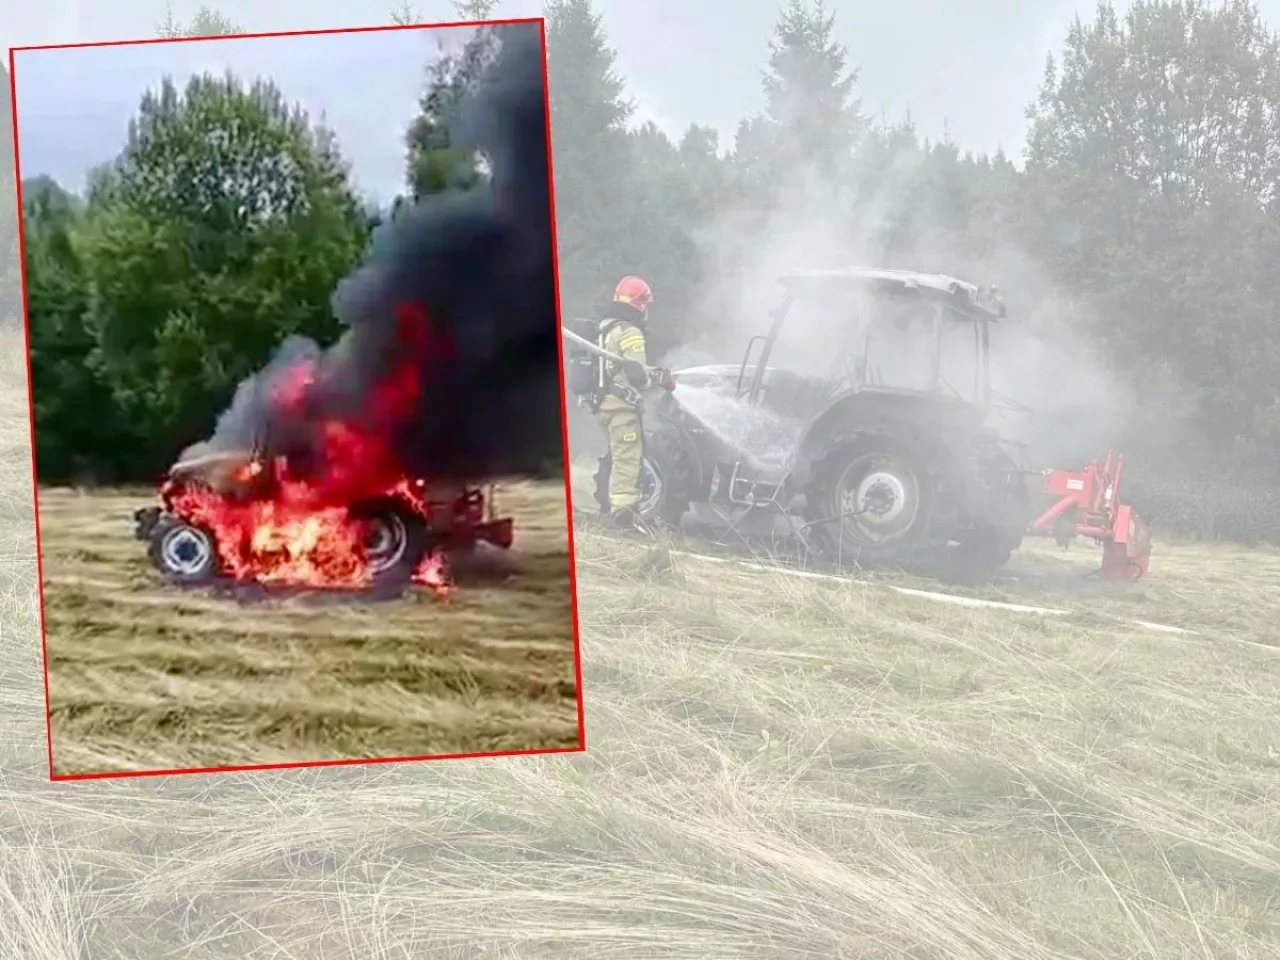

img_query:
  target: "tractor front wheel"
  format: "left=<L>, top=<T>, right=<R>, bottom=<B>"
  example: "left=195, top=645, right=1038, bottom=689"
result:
left=149, top=517, right=220, bottom=584
left=592, top=418, right=696, bottom=527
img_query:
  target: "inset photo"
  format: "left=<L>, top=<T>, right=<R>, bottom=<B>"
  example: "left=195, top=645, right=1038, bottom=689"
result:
left=12, top=17, right=583, bottom=780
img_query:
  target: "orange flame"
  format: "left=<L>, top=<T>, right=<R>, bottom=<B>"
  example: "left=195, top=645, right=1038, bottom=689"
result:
left=160, top=304, right=456, bottom=595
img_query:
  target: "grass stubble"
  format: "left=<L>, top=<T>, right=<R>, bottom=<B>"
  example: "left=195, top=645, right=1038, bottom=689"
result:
left=0, top=326, right=1277, bottom=957
left=40, top=477, right=580, bottom=776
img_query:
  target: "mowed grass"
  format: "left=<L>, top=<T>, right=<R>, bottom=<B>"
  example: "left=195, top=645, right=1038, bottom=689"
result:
left=1, top=334, right=1278, bottom=957
left=554, top=522, right=1280, bottom=958
left=37, top=481, right=580, bottom=776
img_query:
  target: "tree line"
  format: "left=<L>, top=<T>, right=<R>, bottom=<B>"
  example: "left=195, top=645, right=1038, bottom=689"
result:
left=8, top=0, right=1280, bottom=540
left=16, top=10, right=501, bottom=482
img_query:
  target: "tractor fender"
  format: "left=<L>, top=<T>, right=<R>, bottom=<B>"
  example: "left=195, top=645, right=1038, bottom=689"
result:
left=790, top=391, right=977, bottom=486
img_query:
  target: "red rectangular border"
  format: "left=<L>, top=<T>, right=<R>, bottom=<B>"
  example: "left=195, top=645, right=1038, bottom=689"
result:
left=8, top=16, right=587, bottom=781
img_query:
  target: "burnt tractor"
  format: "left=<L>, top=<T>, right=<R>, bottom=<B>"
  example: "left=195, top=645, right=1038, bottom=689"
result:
left=580, top=267, right=1150, bottom=580
left=133, top=449, right=513, bottom=586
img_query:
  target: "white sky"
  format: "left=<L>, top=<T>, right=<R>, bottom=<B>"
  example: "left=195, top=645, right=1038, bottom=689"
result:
left=8, top=0, right=1280, bottom=183
left=13, top=24, right=476, bottom=204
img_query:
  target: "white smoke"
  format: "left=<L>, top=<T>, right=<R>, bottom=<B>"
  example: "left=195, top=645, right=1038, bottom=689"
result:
left=657, top=138, right=1144, bottom=473
left=672, top=383, right=800, bottom=462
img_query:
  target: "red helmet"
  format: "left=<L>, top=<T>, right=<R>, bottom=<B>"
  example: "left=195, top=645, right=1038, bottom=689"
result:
left=613, top=275, right=653, bottom=312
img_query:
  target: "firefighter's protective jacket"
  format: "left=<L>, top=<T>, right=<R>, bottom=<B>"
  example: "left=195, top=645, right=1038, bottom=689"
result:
left=597, top=317, right=659, bottom=412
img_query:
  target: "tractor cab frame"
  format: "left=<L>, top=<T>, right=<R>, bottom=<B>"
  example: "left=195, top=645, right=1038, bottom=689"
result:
left=735, top=267, right=1006, bottom=410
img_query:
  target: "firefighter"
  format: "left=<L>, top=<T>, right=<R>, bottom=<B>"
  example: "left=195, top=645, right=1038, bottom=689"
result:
left=596, top=275, right=675, bottom=529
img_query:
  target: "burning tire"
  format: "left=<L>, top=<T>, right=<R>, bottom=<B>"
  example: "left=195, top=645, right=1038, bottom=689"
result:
left=350, top=501, right=430, bottom=586
left=148, top=518, right=220, bottom=584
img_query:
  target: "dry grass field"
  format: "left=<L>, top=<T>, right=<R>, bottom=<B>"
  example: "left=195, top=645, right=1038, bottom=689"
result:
left=37, top=481, right=580, bottom=776
left=0, top=325, right=1277, bottom=955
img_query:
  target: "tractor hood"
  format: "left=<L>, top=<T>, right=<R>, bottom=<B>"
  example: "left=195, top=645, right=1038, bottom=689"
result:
left=672, top=364, right=990, bottom=418
left=169, top=449, right=258, bottom=484
left=672, top=364, right=770, bottom=391
left=165, top=449, right=270, bottom=500
left=672, top=363, right=751, bottom=378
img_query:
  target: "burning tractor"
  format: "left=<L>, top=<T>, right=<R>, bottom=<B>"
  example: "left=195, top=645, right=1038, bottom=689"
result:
left=585, top=267, right=1151, bottom=580
left=133, top=448, right=513, bottom=589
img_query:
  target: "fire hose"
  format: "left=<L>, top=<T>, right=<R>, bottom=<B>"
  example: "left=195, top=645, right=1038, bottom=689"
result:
left=560, top=322, right=675, bottom=395
left=560, top=324, right=655, bottom=372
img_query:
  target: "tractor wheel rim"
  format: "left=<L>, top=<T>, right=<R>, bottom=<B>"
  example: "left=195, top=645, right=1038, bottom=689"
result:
left=637, top=459, right=662, bottom=516
left=838, top=457, right=921, bottom=545
left=161, top=525, right=213, bottom=576
left=362, top=514, right=408, bottom=574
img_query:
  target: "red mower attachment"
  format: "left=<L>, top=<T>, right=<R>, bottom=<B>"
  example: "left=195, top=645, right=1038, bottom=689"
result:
left=1026, top=450, right=1152, bottom=581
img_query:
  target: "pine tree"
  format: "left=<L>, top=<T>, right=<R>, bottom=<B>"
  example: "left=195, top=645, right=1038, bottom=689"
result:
left=392, top=1, right=500, bottom=26
left=452, top=0, right=499, bottom=19
left=544, top=0, right=636, bottom=316
left=736, top=0, right=864, bottom=192
left=390, top=2, right=419, bottom=26
left=156, top=2, right=242, bottom=37
left=403, top=28, right=500, bottom=198
left=23, top=177, right=133, bottom=481
left=1023, top=0, right=1280, bottom=455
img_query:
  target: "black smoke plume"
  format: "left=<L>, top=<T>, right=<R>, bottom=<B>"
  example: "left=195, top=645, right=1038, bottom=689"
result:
left=181, top=22, right=562, bottom=484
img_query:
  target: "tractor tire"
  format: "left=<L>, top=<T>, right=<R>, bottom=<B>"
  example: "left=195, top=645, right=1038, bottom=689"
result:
left=349, top=499, right=431, bottom=588
left=593, top=416, right=696, bottom=528
left=149, top=516, right=220, bottom=584
left=806, top=428, right=948, bottom=569
left=944, top=448, right=1030, bottom=581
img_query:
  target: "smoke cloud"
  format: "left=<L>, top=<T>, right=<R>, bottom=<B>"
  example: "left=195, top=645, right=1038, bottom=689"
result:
left=182, top=22, right=562, bottom=485
left=657, top=143, right=1148, bottom=475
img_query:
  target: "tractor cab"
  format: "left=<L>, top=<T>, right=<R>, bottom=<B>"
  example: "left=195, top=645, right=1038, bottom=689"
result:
left=663, top=267, right=1013, bottom=497
left=727, top=268, right=1006, bottom=420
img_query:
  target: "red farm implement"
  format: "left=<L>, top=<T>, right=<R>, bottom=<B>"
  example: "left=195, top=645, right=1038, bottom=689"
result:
left=1027, top=449, right=1152, bottom=580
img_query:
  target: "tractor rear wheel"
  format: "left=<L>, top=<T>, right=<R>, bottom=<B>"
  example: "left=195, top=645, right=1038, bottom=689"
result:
left=944, top=449, right=1029, bottom=581
left=807, top=432, right=942, bottom=568
left=349, top=500, right=431, bottom=587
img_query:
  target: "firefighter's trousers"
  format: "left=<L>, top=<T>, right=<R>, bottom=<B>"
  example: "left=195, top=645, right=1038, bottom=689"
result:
left=598, top=405, right=642, bottom=512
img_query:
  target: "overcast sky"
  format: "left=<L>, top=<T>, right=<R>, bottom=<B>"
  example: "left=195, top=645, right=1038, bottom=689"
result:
left=13, top=25, right=473, bottom=204
left=8, top=0, right=1280, bottom=199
